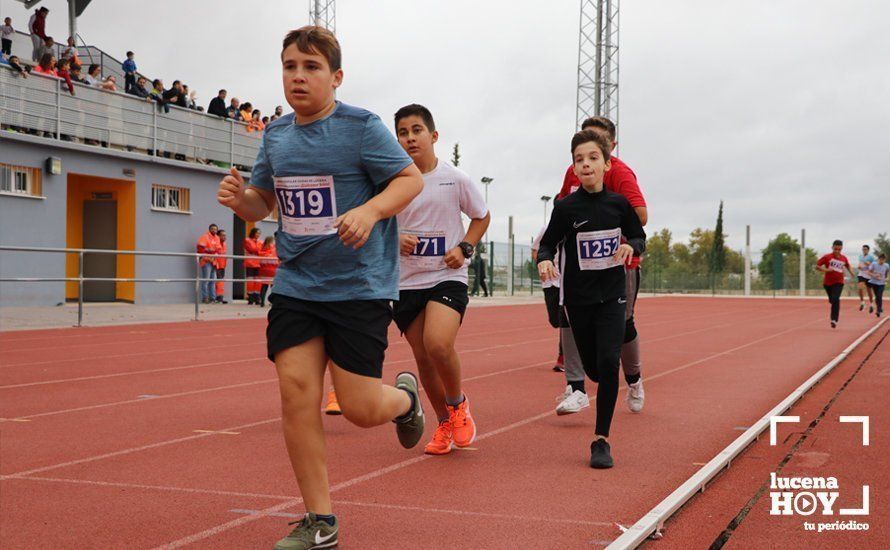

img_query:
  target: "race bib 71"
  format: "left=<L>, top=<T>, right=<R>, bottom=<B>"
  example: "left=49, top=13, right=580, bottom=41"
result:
left=576, top=228, right=622, bottom=271
left=274, top=176, right=338, bottom=236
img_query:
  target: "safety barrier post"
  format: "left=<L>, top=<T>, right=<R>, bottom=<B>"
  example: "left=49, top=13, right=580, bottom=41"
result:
left=152, top=107, right=158, bottom=156
left=229, top=120, right=235, bottom=167
left=194, top=256, right=201, bottom=321
left=55, top=79, right=61, bottom=140
left=77, top=251, right=84, bottom=327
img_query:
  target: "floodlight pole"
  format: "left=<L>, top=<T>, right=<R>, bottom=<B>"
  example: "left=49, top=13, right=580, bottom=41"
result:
left=541, top=195, right=552, bottom=225
left=744, top=225, right=751, bottom=296
left=576, top=0, right=620, bottom=133
left=800, top=229, right=806, bottom=296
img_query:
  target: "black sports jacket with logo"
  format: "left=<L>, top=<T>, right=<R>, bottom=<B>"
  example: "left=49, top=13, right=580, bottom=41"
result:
left=536, top=187, right=646, bottom=306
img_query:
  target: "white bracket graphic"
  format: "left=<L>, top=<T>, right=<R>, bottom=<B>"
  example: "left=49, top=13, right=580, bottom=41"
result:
left=840, top=485, right=870, bottom=515
left=839, top=416, right=869, bottom=446
left=770, top=416, right=800, bottom=446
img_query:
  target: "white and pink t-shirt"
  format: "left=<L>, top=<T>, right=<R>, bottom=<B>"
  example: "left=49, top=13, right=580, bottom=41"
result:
left=397, top=160, right=488, bottom=290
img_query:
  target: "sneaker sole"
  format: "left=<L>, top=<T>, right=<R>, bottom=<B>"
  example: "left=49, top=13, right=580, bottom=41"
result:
left=556, top=402, right=590, bottom=416
left=424, top=443, right=453, bottom=455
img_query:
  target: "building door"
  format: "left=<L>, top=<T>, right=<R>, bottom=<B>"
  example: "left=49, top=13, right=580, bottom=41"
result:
left=82, top=200, right=118, bottom=301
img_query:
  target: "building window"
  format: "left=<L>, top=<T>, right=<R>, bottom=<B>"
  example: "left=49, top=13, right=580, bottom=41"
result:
left=0, top=164, right=42, bottom=197
left=151, top=184, right=190, bottom=212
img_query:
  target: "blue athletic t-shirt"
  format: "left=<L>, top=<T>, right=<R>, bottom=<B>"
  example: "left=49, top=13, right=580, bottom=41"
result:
left=868, top=261, right=888, bottom=286
left=249, top=102, right=413, bottom=302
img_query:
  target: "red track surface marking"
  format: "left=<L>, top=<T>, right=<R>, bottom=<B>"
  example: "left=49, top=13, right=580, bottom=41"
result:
left=1, top=299, right=881, bottom=548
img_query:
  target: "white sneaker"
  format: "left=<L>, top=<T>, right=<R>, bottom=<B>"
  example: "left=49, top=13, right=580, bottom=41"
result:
left=555, top=385, right=572, bottom=403
left=626, top=379, right=645, bottom=413
left=556, top=389, right=590, bottom=415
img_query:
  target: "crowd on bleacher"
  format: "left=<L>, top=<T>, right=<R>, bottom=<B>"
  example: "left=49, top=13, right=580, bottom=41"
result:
left=1, top=7, right=283, bottom=132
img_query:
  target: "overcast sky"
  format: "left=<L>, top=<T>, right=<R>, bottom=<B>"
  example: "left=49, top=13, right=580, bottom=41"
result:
left=4, top=0, right=887, bottom=256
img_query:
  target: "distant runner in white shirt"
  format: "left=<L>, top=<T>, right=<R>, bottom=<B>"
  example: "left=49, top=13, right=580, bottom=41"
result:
left=856, top=244, right=876, bottom=313
left=393, top=104, right=490, bottom=456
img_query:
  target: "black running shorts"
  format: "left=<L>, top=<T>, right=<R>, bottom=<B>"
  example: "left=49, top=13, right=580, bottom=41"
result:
left=266, top=293, right=392, bottom=379
left=858, top=276, right=870, bottom=284
left=393, top=281, right=469, bottom=333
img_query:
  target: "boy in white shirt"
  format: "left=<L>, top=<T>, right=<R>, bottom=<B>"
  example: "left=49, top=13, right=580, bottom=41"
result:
left=1, top=18, right=14, bottom=57
left=393, top=104, right=491, bottom=455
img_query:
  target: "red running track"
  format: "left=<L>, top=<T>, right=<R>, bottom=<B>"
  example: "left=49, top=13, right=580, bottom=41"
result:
left=0, top=297, right=882, bottom=549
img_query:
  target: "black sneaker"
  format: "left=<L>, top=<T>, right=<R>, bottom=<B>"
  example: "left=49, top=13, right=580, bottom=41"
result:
left=274, top=513, right=338, bottom=550
left=589, top=438, right=614, bottom=469
left=859, top=302, right=865, bottom=311
left=394, top=372, right=425, bottom=449
left=831, top=320, right=837, bottom=329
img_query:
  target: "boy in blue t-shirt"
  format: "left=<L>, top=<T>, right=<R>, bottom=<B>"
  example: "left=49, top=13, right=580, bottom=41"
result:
left=217, top=26, right=425, bottom=549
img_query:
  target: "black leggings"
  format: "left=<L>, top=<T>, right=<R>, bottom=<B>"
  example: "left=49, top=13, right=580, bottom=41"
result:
left=566, top=298, right=626, bottom=437
left=868, top=283, right=884, bottom=314
left=824, top=284, right=844, bottom=322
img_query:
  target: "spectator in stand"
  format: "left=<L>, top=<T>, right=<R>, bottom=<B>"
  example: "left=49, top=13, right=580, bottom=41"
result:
left=261, top=115, right=270, bottom=126
left=35, top=36, right=55, bottom=63
left=196, top=224, right=221, bottom=303
left=56, top=58, right=75, bottom=95
left=239, top=102, right=253, bottom=123
left=29, top=7, right=49, bottom=62
left=187, top=88, right=199, bottom=110
left=61, top=36, right=80, bottom=69
left=5, top=55, right=29, bottom=78
left=248, top=109, right=265, bottom=132
left=33, top=53, right=57, bottom=76
left=2, top=18, right=14, bottom=57
left=122, top=51, right=137, bottom=93
left=258, top=236, right=279, bottom=307
left=270, top=105, right=283, bottom=121
left=149, top=79, right=169, bottom=112
left=83, top=63, right=101, bottom=86
left=69, top=63, right=84, bottom=83
left=208, top=89, right=228, bottom=118
left=163, top=80, right=184, bottom=108
left=243, top=227, right=263, bottom=305
left=127, top=76, right=152, bottom=100
left=226, top=97, right=241, bottom=120
left=214, top=230, right=229, bottom=303
left=100, top=74, right=117, bottom=92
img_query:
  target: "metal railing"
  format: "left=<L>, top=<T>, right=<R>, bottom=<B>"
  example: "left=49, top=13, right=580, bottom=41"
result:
left=1, top=65, right=261, bottom=169
left=6, top=30, right=148, bottom=84
left=0, top=245, right=274, bottom=327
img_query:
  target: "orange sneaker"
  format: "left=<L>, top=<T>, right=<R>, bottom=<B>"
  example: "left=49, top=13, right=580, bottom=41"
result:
left=424, top=420, right=454, bottom=455
left=324, top=388, right=342, bottom=415
left=448, top=395, right=476, bottom=447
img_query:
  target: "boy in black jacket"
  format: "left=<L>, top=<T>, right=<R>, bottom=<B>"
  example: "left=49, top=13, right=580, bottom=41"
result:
left=537, top=129, right=646, bottom=469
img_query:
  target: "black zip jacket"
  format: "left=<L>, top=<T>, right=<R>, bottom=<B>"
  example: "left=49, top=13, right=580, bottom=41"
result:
left=537, top=186, right=646, bottom=306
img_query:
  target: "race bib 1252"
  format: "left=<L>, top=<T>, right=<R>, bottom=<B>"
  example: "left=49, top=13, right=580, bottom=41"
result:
left=274, top=176, right=338, bottom=236
left=576, top=228, right=622, bottom=271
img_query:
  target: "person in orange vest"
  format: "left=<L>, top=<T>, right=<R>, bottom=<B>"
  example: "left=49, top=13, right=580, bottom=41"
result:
left=214, top=229, right=228, bottom=303
left=258, top=236, right=278, bottom=307
left=243, top=227, right=263, bottom=305
left=196, top=223, right=221, bottom=303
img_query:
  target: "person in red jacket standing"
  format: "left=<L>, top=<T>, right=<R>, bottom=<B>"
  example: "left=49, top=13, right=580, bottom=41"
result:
left=815, top=240, right=857, bottom=328
left=556, top=116, right=649, bottom=413
left=196, top=224, right=221, bottom=303
left=258, top=236, right=278, bottom=307
left=29, top=7, right=49, bottom=62
left=243, top=227, right=263, bottom=305
left=214, top=230, right=228, bottom=303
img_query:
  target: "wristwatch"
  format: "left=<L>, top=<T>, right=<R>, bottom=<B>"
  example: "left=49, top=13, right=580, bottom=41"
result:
left=458, top=241, right=475, bottom=259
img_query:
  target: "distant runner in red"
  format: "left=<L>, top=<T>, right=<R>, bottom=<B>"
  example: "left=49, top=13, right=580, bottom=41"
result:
left=557, top=116, right=648, bottom=413
left=815, top=239, right=857, bottom=329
